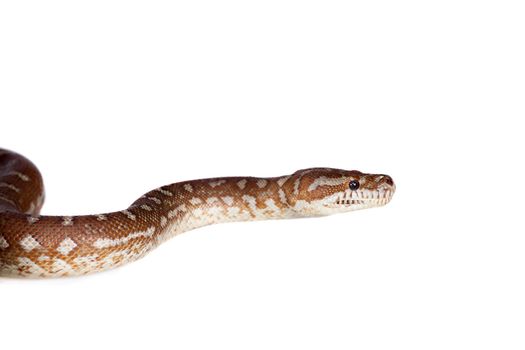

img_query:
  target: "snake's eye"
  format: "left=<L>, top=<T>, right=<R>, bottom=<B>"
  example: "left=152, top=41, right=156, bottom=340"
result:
left=348, top=180, right=360, bottom=191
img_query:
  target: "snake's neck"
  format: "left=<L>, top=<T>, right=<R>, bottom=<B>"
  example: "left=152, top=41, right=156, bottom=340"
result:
left=132, top=175, right=295, bottom=238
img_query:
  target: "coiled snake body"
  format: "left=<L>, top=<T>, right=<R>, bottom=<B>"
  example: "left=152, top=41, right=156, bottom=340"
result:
left=0, top=148, right=395, bottom=278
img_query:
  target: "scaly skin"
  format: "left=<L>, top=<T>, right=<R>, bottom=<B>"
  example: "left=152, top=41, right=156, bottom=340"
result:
left=0, top=148, right=395, bottom=278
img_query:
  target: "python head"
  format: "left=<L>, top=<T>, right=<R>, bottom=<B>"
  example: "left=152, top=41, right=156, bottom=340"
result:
left=284, top=168, right=395, bottom=216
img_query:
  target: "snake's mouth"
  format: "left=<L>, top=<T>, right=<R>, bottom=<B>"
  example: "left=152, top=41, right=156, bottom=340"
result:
left=330, top=189, right=394, bottom=208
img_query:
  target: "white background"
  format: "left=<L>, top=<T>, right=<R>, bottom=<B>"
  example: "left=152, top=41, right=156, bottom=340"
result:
left=1, top=1, right=524, bottom=349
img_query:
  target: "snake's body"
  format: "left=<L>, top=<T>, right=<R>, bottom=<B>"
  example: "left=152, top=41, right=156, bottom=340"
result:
left=0, top=148, right=395, bottom=278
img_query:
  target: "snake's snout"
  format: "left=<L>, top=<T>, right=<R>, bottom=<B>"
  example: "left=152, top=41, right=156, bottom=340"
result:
left=373, top=174, right=395, bottom=192
left=382, top=175, right=394, bottom=187
left=373, top=174, right=396, bottom=204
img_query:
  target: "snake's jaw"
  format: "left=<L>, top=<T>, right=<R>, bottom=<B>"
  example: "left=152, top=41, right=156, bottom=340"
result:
left=327, top=184, right=395, bottom=213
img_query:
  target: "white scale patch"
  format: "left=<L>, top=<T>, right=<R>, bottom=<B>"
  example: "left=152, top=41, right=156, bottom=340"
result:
left=277, top=176, right=290, bottom=187
left=0, top=235, right=9, bottom=249
left=293, top=200, right=308, bottom=211
left=20, top=235, right=41, bottom=252
left=206, top=197, right=219, bottom=204
left=141, top=204, right=152, bottom=211
left=278, top=189, right=287, bottom=204
left=27, top=216, right=40, bottom=224
left=0, top=182, right=20, bottom=192
left=183, top=207, right=218, bottom=229
left=18, top=257, right=47, bottom=275
left=35, top=193, right=45, bottom=209
left=57, top=237, right=77, bottom=255
left=264, top=199, right=280, bottom=215
left=62, top=216, right=74, bottom=226
left=256, top=179, right=268, bottom=188
left=0, top=195, right=16, bottom=207
left=237, top=179, right=247, bottom=189
left=238, top=197, right=285, bottom=219
left=93, top=226, right=156, bottom=249
left=193, top=207, right=204, bottom=215
left=168, top=204, right=186, bottom=218
left=156, top=188, right=173, bottom=197
left=97, top=214, right=107, bottom=221
left=51, top=259, right=75, bottom=275
left=227, top=207, right=240, bottom=216
left=184, top=184, right=193, bottom=192
left=207, top=206, right=223, bottom=216
left=242, top=195, right=257, bottom=212
left=25, top=193, right=45, bottom=216
left=293, top=178, right=301, bottom=195
left=122, top=210, right=136, bottom=221
left=0, top=263, right=18, bottom=276
left=160, top=216, right=168, bottom=227
left=222, top=196, right=234, bottom=206
left=226, top=207, right=253, bottom=221
left=209, top=179, right=226, bottom=188
left=307, top=176, right=348, bottom=191
left=190, top=197, right=202, bottom=205
left=7, top=171, right=30, bottom=182
left=98, top=242, right=154, bottom=270
left=26, top=202, right=36, bottom=216
left=74, top=255, right=99, bottom=271
left=148, top=196, right=162, bottom=204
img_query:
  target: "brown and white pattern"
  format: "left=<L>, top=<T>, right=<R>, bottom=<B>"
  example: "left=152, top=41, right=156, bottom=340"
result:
left=0, top=149, right=395, bottom=278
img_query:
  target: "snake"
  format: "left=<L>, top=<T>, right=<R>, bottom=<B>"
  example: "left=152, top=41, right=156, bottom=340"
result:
left=0, top=148, right=395, bottom=278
